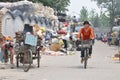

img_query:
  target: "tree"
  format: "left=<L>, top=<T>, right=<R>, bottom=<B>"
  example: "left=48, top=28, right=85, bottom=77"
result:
left=115, top=0, right=120, bottom=15
left=100, top=13, right=109, bottom=27
left=89, top=9, right=96, bottom=26
left=91, top=0, right=118, bottom=27
left=93, top=14, right=101, bottom=27
left=89, top=9, right=100, bottom=27
left=80, top=6, right=89, bottom=22
left=91, top=0, right=113, bottom=26
left=89, top=9, right=109, bottom=28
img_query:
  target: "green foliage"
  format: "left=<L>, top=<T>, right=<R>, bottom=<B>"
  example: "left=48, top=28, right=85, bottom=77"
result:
left=89, top=9, right=109, bottom=27
left=93, top=14, right=100, bottom=27
left=91, top=0, right=120, bottom=27
left=115, top=0, right=120, bottom=15
left=80, top=7, right=89, bottom=22
left=100, top=13, right=109, bottom=27
left=89, top=9, right=100, bottom=27
left=89, top=9, right=96, bottom=26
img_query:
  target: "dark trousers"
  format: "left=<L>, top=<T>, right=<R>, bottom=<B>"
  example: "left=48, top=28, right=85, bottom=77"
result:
left=4, top=49, right=9, bottom=63
left=72, top=26, right=76, bottom=32
left=81, top=46, right=92, bottom=57
left=62, top=39, right=67, bottom=50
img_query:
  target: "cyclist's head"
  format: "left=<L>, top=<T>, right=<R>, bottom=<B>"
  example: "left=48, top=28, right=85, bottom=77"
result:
left=83, top=21, right=90, bottom=28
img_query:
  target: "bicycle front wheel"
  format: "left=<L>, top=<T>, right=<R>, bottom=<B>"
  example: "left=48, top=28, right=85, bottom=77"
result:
left=16, top=53, right=20, bottom=68
left=84, top=49, right=89, bottom=69
left=23, top=49, right=32, bottom=72
left=37, top=50, right=40, bottom=68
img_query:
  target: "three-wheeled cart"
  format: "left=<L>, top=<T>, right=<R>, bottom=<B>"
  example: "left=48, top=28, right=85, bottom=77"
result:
left=15, top=24, right=42, bottom=72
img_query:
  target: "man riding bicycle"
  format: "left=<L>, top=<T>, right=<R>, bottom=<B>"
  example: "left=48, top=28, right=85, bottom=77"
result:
left=78, top=21, right=94, bottom=63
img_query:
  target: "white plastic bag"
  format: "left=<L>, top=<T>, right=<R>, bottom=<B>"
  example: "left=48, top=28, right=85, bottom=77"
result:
left=52, top=38, right=58, bottom=44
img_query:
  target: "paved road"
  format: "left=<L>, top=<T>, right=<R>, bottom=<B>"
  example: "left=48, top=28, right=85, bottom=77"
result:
left=0, top=41, right=120, bottom=80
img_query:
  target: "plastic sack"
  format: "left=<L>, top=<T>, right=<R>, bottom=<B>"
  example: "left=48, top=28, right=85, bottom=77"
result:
left=52, top=38, right=58, bottom=44
left=59, top=39, right=64, bottom=46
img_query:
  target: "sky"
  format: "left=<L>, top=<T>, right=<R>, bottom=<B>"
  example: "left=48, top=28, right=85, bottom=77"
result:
left=67, top=0, right=100, bottom=17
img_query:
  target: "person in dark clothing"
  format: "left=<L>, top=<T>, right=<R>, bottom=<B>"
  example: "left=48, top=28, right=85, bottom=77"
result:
left=63, top=39, right=67, bottom=50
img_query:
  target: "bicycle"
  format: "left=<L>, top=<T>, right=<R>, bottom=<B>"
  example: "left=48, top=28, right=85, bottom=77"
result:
left=14, top=34, right=41, bottom=72
left=15, top=43, right=33, bottom=72
left=22, top=45, right=33, bottom=72
left=81, top=40, right=91, bottom=69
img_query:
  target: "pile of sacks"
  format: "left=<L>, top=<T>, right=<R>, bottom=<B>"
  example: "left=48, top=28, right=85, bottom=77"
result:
left=50, top=38, right=61, bottom=52
left=33, top=24, right=43, bottom=37
left=0, top=1, right=58, bottom=20
left=34, top=3, right=58, bottom=20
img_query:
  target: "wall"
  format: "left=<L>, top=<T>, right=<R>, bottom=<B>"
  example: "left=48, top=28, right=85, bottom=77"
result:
left=2, top=12, right=15, bottom=37
left=14, top=16, right=24, bottom=32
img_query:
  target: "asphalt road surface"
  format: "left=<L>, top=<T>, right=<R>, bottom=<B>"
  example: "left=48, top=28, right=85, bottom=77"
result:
left=0, top=41, right=120, bottom=80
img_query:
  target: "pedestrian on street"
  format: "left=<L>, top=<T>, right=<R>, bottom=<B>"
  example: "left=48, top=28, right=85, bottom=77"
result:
left=72, top=16, right=77, bottom=32
left=62, top=33, right=70, bottom=53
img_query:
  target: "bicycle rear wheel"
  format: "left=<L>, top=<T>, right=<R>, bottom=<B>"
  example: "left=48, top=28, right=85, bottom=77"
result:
left=84, top=49, right=89, bottom=69
left=23, top=49, right=32, bottom=72
left=16, top=53, right=20, bottom=68
left=37, top=48, right=41, bottom=68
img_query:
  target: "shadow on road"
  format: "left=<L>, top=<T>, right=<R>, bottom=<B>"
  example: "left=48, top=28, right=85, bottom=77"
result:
left=63, top=65, right=96, bottom=69
left=113, top=61, right=120, bottom=64
left=14, top=64, right=39, bottom=72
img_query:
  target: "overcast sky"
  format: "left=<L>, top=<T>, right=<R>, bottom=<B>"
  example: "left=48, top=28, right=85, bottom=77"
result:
left=67, top=0, right=100, bottom=17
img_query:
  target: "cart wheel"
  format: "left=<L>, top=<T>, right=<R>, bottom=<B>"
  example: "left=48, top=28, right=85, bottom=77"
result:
left=23, top=49, right=32, bottom=72
left=16, top=53, right=20, bottom=68
left=37, top=50, right=40, bottom=68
